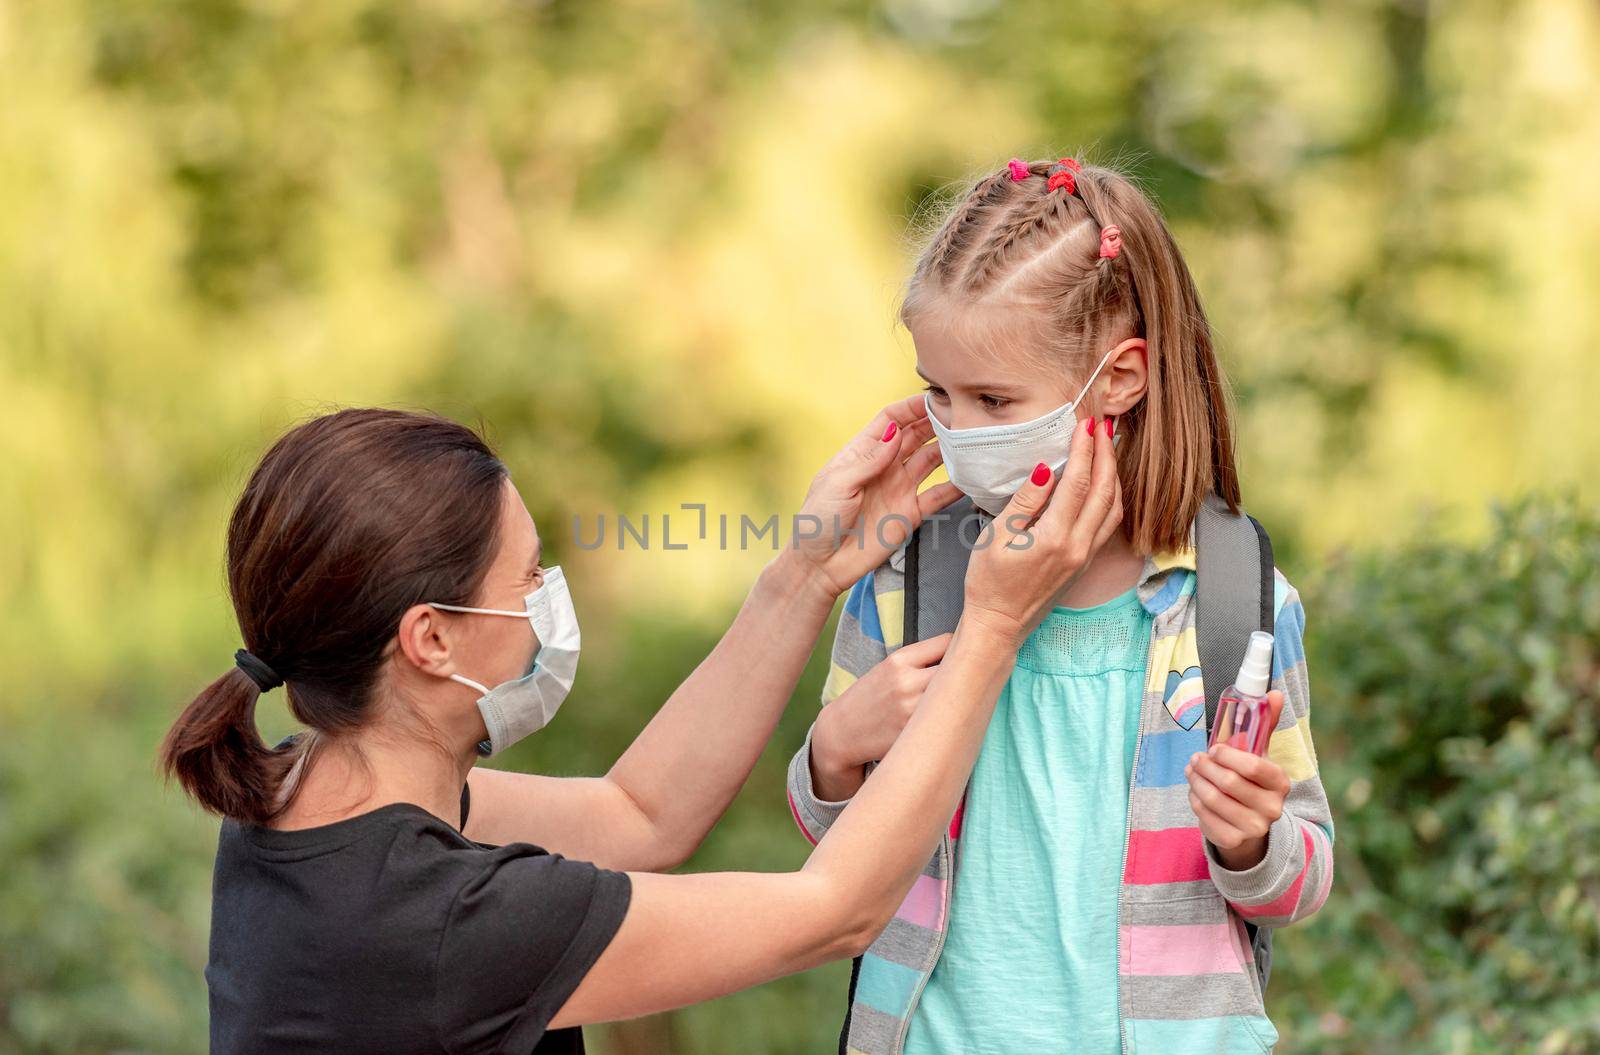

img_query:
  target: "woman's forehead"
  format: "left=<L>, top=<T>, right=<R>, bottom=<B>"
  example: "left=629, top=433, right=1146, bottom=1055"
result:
left=498, top=479, right=541, bottom=564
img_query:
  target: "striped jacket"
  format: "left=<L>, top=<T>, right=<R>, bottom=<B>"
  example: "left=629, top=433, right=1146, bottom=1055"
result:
left=785, top=535, right=1335, bottom=1055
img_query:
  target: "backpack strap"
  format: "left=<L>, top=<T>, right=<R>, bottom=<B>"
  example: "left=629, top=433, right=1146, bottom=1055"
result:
left=903, top=496, right=983, bottom=646
left=1193, top=491, right=1278, bottom=995
left=1195, top=492, right=1276, bottom=730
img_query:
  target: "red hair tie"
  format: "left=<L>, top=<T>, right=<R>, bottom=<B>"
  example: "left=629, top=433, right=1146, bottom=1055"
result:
left=1098, top=224, right=1122, bottom=259
left=1007, top=158, right=1031, bottom=182
left=1046, top=157, right=1081, bottom=194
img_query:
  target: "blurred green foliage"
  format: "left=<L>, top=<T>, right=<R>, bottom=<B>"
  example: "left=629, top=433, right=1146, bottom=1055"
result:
left=3, top=0, right=1599, bottom=1051
left=1269, top=498, right=1600, bottom=1055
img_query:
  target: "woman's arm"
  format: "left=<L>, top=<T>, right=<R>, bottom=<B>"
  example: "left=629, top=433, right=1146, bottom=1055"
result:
left=550, top=408, right=1125, bottom=1027
left=553, top=614, right=1020, bottom=1027
left=466, top=398, right=961, bottom=870
left=465, top=549, right=835, bottom=870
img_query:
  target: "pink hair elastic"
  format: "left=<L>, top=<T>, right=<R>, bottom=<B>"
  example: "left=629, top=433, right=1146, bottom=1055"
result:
left=1007, top=158, right=1031, bottom=182
left=1098, top=224, right=1122, bottom=259
left=1046, top=157, right=1081, bottom=194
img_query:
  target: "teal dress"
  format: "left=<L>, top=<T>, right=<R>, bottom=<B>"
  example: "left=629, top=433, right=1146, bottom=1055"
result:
left=903, top=586, right=1153, bottom=1054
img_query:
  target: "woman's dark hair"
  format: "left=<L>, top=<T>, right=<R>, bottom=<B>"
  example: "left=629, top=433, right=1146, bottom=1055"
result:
left=160, top=408, right=508, bottom=825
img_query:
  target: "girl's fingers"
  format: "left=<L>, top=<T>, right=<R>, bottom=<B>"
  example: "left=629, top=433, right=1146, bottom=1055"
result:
left=1265, top=689, right=1287, bottom=730
left=1189, top=753, right=1280, bottom=813
left=1190, top=799, right=1249, bottom=847
left=1208, top=743, right=1292, bottom=795
left=1188, top=773, right=1264, bottom=834
left=907, top=665, right=940, bottom=694
left=894, top=632, right=954, bottom=667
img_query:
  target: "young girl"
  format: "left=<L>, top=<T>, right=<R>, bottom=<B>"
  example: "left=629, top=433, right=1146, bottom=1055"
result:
left=786, top=156, right=1334, bottom=1054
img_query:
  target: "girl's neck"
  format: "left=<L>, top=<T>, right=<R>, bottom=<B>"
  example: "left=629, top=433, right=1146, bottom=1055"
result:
left=1051, top=528, right=1146, bottom=611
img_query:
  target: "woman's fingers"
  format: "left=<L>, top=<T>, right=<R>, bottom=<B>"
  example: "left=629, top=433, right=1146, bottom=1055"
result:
left=893, top=415, right=935, bottom=463
left=1089, top=471, right=1124, bottom=554
left=987, top=459, right=1060, bottom=550
left=865, top=394, right=931, bottom=447
left=1066, top=417, right=1119, bottom=551
left=1034, top=415, right=1099, bottom=537
left=901, top=435, right=943, bottom=482
left=826, top=396, right=933, bottom=490
left=916, top=481, right=964, bottom=519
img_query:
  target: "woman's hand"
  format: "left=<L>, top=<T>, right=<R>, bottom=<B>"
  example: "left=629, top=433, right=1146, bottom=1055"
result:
left=790, top=396, right=962, bottom=599
left=809, top=633, right=954, bottom=801
left=1185, top=691, right=1291, bottom=871
left=960, top=416, right=1124, bottom=646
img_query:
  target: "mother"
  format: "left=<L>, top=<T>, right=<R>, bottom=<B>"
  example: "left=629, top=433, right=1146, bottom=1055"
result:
left=161, top=401, right=1121, bottom=1053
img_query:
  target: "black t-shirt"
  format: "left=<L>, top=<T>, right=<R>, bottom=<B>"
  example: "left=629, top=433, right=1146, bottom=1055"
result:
left=207, top=781, right=632, bottom=1054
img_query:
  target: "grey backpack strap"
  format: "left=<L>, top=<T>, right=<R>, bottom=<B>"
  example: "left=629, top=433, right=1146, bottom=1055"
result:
left=1195, top=492, right=1276, bottom=730
left=903, top=497, right=983, bottom=645
left=1194, top=491, right=1278, bottom=994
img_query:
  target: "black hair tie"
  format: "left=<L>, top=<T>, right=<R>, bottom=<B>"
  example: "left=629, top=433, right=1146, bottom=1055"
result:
left=234, top=648, right=285, bottom=693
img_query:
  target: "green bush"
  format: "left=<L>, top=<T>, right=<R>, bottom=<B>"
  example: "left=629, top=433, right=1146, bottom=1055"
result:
left=1272, top=497, right=1600, bottom=1054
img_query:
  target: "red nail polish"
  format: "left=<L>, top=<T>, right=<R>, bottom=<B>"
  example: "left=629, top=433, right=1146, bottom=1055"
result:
left=1085, top=416, right=1096, bottom=436
left=1030, top=462, right=1050, bottom=486
left=1104, top=417, right=1114, bottom=437
left=881, top=422, right=898, bottom=443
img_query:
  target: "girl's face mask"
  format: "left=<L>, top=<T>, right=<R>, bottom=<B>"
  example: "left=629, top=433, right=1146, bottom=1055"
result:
left=428, top=566, right=581, bottom=757
left=925, top=345, right=1120, bottom=517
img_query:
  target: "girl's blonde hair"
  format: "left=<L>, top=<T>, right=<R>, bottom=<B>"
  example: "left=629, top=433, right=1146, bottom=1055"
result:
left=900, top=156, right=1240, bottom=556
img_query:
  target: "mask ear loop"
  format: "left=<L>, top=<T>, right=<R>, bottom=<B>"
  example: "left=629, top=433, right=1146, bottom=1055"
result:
left=1071, top=342, right=1124, bottom=409
left=428, top=602, right=537, bottom=697
left=449, top=673, right=491, bottom=695
left=428, top=603, right=530, bottom=618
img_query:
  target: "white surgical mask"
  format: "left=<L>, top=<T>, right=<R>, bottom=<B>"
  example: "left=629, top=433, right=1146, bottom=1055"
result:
left=925, top=345, right=1120, bottom=516
left=429, top=565, right=581, bottom=757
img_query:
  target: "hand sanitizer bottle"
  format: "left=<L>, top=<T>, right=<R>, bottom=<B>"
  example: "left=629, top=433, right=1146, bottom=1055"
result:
left=1207, top=630, right=1276, bottom=756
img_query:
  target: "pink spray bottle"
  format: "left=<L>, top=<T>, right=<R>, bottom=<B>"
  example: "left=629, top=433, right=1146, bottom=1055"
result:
left=1207, top=630, right=1276, bottom=756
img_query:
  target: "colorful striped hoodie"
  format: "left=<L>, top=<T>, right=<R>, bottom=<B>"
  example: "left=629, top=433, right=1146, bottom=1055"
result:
left=785, top=531, right=1335, bottom=1055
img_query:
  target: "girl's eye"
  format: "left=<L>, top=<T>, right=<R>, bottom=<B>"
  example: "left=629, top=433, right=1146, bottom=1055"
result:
left=923, top=384, right=949, bottom=401
left=979, top=394, right=1012, bottom=410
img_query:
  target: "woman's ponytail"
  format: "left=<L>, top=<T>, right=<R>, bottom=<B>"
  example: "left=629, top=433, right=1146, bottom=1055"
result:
left=160, top=408, right=508, bottom=825
left=159, top=666, right=296, bottom=827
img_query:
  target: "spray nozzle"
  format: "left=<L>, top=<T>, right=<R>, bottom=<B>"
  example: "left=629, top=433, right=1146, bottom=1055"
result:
left=1235, top=630, right=1274, bottom=697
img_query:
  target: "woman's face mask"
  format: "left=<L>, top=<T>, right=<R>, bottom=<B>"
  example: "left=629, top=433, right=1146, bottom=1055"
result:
left=925, top=345, right=1120, bottom=516
left=428, top=566, right=581, bottom=757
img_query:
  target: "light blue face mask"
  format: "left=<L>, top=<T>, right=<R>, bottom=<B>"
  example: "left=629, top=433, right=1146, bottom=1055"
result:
left=925, top=344, right=1122, bottom=516
left=428, top=566, right=581, bottom=757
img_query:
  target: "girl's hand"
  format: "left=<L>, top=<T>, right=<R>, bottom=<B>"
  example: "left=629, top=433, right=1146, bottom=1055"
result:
left=1184, top=690, right=1291, bottom=871
left=790, top=396, right=962, bottom=599
left=810, top=634, right=954, bottom=802
left=960, top=416, right=1124, bottom=646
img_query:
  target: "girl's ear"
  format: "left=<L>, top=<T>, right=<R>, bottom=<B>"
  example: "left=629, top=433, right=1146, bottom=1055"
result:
left=1098, top=337, right=1148, bottom=416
